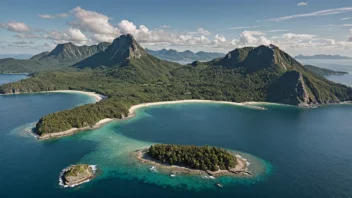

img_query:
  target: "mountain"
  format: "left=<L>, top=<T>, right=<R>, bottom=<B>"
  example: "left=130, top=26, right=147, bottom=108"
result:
left=304, top=65, right=349, bottom=75
left=145, top=48, right=225, bottom=63
left=0, top=54, right=33, bottom=59
left=0, top=42, right=110, bottom=73
left=1, top=36, right=351, bottom=135
left=295, top=54, right=352, bottom=60
left=189, top=44, right=352, bottom=105
left=74, top=34, right=179, bottom=83
left=38, top=42, right=110, bottom=65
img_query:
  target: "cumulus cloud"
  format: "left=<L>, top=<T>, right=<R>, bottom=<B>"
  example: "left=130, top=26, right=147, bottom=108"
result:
left=268, top=7, right=352, bottom=22
left=236, top=31, right=271, bottom=46
left=38, top=13, right=69, bottom=19
left=297, top=2, right=308, bottom=7
left=70, top=6, right=120, bottom=42
left=281, top=33, right=316, bottom=40
left=0, top=22, right=31, bottom=32
left=44, top=28, right=88, bottom=44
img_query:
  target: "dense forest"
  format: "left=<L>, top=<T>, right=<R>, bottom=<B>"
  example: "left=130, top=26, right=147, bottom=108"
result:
left=148, top=144, right=237, bottom=171
left=0, top=35, right=351, bottom=137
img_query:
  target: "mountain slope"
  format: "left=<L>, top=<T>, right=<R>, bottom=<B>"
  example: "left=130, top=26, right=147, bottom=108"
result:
left=187, top=44, right=352, bottom=105
left=146, top=48, right=225, bottom=63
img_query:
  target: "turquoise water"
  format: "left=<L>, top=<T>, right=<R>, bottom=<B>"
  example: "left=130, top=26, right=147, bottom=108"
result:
left=1, top=74, right=352, bottom=197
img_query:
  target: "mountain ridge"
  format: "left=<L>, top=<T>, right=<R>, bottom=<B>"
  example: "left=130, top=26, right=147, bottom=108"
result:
left=146, top=48, right=225, bottom=63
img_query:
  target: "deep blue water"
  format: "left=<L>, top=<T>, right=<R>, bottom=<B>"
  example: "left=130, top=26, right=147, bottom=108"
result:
left=1, top=74, right=352, bottom=197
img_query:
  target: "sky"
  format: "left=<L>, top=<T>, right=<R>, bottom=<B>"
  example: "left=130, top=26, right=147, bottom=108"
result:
left=0, top=0, right=352, bottom=56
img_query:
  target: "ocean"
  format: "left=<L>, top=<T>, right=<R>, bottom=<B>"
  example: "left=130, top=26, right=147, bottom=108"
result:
left=1, top=71, right=352, bottom=197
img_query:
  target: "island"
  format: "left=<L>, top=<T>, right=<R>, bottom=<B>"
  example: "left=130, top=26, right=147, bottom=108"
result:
left=1, top=35, right=352, bottom=139
left=60, top=164, right=96, bottom=187
left=135, top=144, right=251, bottom=177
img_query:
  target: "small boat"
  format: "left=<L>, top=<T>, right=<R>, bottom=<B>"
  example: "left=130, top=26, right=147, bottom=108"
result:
left=170, top=174, right=176, bottom=177
left=149, top=166, right=157, bottom=172
left=209, top=176, right=216, bottom=179
left=216, top=183, right=223, bottom=188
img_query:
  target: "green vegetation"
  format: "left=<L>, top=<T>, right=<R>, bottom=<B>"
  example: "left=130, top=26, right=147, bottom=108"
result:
left=148, top=144, right=237, bottom=171
left=304, top=65, right=348, bottom=76
left=65, top=164, right=92, bottom=177
left=0, top=35, right=351, bottom=136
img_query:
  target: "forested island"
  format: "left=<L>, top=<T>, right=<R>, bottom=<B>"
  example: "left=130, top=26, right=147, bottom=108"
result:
left=148, top=144, right=237, bottom=171
left=0, top=34, right=351, bottom=138
left=60, top=164, right=96, bottom=187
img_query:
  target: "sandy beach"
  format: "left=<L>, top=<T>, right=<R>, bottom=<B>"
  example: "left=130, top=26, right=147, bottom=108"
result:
left=1, top=90, right=107, bottom=103
left=134, top=149, right=251, bottom=177
left=128, top=99, right=270, bottom=116
left=46, top=90, right=106, bottom=102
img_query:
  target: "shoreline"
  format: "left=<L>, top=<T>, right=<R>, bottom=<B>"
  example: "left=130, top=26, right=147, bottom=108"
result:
left=134, top=149, right=251, bottom=177
left=0, top=90, right=107, bottom=103
left=31, top=98, right=351, bottom=140
left=59, top=165, right=97, bottom=188
left=38, top=118, right=113, bottom=140
left=36, top=99, right=272, bottom=140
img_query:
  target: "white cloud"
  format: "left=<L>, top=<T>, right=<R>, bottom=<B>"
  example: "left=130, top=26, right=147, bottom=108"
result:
left=38, top=14, right=54, bottom=19
left=228, top=25, right=268, bottom=30
left=70, top=6, right=120, bottom=40
left=341, top=17, right=350, bottom=20
left=236, top=31, right=271, bottom=46
left=267, top=29, right=290, bottom=33
left=160, top=25, right=171, bottom=28
left=297, top=2, right=308, bottom=7
left=268, top=7, right=352, bottom=22
left=0, top=22, right=31, bottom=32
left=282, top=33, right=316, bottom=40
left=186, top=27, right=211, bottom=36
left=38, top=13, right=69, bottom=19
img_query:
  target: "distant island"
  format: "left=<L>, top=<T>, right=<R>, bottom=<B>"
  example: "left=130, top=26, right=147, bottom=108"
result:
left=145, top=48, right=225, bottom=63
left=304, top=65, right=349, bottom=75
left=295, top=54, right=352, bottom=60
left=60, top=164, right=97, bottom=187
left=136, top=144, right=250, bottom=176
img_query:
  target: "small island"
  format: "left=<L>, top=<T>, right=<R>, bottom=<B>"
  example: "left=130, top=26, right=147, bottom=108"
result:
left=135, top=144, right=251, bottom=177
left=60, top=164, right=96, bottom=187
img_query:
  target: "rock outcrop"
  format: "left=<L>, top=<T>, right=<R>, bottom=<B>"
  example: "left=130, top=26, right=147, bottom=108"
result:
left=267, top=70, right=315, bottom=106
left=61, top=164, right=95, bottom=186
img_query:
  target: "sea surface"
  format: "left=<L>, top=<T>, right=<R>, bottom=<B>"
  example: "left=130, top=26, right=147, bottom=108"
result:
left=1, top=72, right=352, bottom=197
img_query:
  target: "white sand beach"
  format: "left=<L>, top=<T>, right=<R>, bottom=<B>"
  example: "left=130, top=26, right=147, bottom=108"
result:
left=128, top=99, right=269, bottom=116
left=47, top=90, right=106, bottom=102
